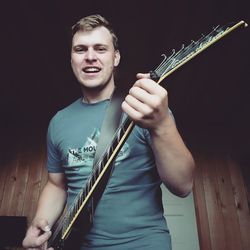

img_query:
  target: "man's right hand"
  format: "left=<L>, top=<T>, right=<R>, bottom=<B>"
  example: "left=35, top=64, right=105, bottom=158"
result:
left=22, top=219, right=53, bottom=250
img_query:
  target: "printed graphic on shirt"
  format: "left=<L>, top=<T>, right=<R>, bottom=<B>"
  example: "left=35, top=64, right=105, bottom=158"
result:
left=67, top=128, right=130, bottom=168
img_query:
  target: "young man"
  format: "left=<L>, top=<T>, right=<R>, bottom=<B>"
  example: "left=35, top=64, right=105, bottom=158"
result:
left=23, top=14, right=195, bottom=250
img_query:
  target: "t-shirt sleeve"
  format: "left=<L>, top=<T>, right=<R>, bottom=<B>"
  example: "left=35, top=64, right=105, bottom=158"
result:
left=46, top=116, right=64, bottom=173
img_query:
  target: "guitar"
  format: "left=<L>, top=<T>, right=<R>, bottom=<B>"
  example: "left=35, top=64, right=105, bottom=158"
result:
left=47, top=20, right=247, bottom=249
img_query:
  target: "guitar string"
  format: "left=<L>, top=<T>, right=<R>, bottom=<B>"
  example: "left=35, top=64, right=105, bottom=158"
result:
left=156, top=26, right=223, bottom=72
left=155, top=25, right=228, bottom=77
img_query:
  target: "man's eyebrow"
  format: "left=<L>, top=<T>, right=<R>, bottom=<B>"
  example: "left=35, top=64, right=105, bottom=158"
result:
left=72, top=44, right=86, bottom=48
left=72, top=43, right=109, bottom=48
left=94, top=43, right=108, bottom=46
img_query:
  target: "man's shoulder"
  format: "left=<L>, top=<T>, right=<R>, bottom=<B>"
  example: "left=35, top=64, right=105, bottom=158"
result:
left=50, top=98, right=82, bottom=123
left=58, top=98, right=82, bottom=114
left=60, top=98, right=82, bottom=112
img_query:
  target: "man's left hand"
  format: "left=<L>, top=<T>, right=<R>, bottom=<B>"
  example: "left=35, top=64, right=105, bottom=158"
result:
left=122, top=73, right=170, bottom=131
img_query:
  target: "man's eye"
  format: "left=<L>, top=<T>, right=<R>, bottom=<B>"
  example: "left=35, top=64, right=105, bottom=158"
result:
left=97, top=47, right=107, bottom=52
left=73, top=47, right=86, bottom=53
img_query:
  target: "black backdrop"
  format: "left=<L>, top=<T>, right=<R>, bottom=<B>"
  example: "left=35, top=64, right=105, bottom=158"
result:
left=1, top=0, right=250, bottom=162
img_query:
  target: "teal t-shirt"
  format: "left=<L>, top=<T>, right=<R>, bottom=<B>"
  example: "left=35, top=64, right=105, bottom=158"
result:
left=47, top=98, right=171, bottom=249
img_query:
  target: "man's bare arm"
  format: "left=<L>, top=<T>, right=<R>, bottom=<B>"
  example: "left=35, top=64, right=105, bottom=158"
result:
left=22, top=173, right=67, bottom=249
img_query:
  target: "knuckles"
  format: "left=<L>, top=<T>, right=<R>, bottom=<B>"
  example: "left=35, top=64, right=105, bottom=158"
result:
left=128, top=86, right=140, bottom=96
left=135, top=78, right=154, bottom=87
left=134, top=113, right=144, bottom=121
left=151, top=96, right=162, bottom=110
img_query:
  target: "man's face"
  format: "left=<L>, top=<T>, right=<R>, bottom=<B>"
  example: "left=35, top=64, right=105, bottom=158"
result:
left=71, top=26, right=120, bottom=91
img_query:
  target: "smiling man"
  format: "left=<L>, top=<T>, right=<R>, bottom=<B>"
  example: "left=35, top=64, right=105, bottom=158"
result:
left=22, top=14, right=195, bottom=250
left=71, top=25, right=120, bottom=102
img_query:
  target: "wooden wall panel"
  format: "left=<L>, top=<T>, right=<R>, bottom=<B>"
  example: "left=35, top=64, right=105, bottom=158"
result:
left=0, top=161, right=8, bottom=212
left=201, top=155, right=226, bottom=250
left=22, top=149, right=45, bottom=225
left=193, top=156, right=212, bottom=250
left=193, top=153, right=250, bottom=250
left=11, top=151, right=30, bottom=216
left=215, top=156, right=243, bottom=250
left=0, top=156, right=19, bottom=215
left=0, top=145, right=47, bottom=220
left=0, top=141, right=250, bottom=250
left=228, top=158, right=250, bottom=250
left=39, top=150, right=48, bottom=195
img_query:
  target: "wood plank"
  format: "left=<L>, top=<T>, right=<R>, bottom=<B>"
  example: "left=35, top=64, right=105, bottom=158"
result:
left=215, top=155, right=243, bottom=250
left=228, top=157, right=250, bottom=250
left=39, top=148, right=48, bottom=192
left=240, top=163, right=250, bottom=213
left=193, top=155, right=212, bottom=250
left=11, top=149, right=30, bottom=216
left=0, top=162, right=8, bottom=213
left=0, top=155, right=19, bottom=215
left=201, top=154, right=226, bottom=250
left=22, top=149, right=44, bottom=225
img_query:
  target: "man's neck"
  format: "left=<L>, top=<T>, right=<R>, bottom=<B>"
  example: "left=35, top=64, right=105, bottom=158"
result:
left=81, top=83, right=115, bottom=104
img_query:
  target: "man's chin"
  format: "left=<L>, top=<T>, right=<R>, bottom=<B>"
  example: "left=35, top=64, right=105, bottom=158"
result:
left=80, top=82, right=107, bottom=92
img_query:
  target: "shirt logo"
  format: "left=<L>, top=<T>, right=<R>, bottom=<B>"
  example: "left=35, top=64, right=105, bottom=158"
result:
left=66, top=128, right=130, bottom=168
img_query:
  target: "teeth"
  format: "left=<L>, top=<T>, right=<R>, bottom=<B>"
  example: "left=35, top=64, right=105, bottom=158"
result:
left=83, top=67, right=100, bottom=73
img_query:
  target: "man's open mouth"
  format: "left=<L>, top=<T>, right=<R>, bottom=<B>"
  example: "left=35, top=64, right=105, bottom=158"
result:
left=82, top=67, right=101, bottom=73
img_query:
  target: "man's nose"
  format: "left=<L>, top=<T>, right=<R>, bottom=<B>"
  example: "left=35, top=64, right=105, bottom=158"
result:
left=85, top=49, right=97, bottom=61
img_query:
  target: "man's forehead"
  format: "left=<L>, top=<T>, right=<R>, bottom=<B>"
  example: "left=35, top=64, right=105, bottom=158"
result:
left=72, top=26, right=113, bottom=45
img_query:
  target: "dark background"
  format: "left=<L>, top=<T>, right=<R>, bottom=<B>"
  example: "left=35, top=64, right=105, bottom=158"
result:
left=1, top=0, right=250, bottom=162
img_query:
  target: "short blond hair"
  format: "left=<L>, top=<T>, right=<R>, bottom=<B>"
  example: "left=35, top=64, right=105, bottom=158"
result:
left=71, top=14, right=119, bottom=50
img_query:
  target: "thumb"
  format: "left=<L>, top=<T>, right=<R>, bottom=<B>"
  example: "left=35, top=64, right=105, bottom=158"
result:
left=35, top=219, right=51, bottom=232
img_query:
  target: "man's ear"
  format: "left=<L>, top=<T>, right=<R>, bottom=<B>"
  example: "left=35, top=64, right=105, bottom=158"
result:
left=114, top=50, right=121, bottom=67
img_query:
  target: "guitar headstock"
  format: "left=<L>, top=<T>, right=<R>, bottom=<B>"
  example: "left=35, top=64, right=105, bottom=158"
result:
left=150, top=20, right=248, bottom=84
